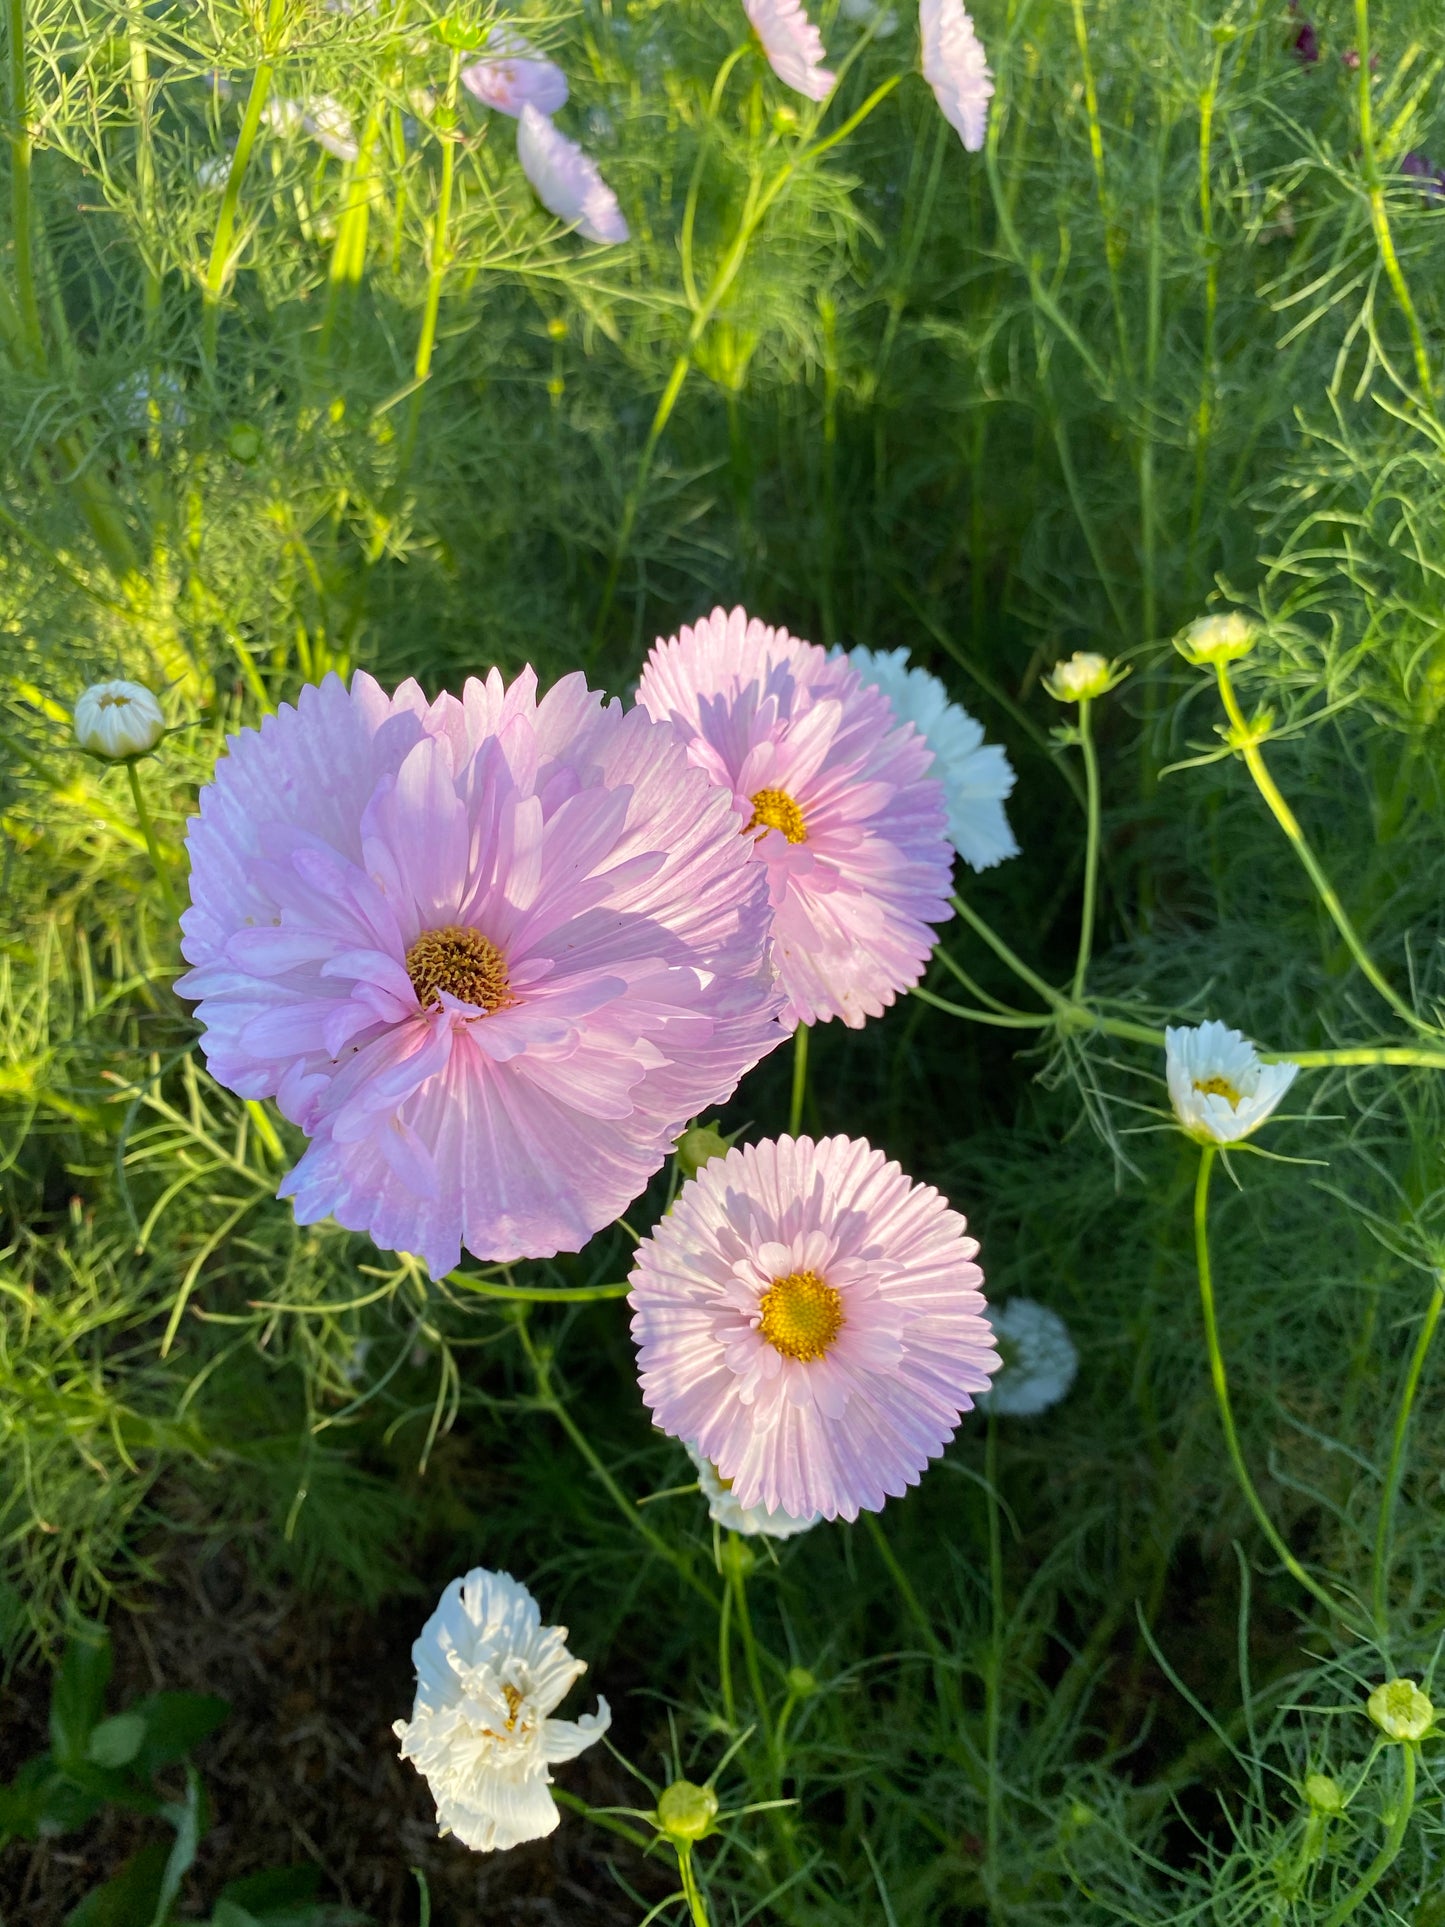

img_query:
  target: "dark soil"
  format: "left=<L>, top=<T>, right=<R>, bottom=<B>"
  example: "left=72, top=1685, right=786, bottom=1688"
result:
left=0, top=1543, right=671, bottom=1926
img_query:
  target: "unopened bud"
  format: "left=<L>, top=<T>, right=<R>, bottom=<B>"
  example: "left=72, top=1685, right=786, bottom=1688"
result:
left=1177, top=611, right=1259, bottom=666
left=1304, top=1773, right=1344, bottom=1813
left=656, top=1779, right=718, bottom=1842
left=73, top=681, right=166, bottom=761
left=785, top=1666, right=817, bottom=1700
left=1367, top=1678, right=1434, bottom=1743
left=675, top=1122, right=732, bottom=1178
left=1042, top=652, right=1125, bottom=704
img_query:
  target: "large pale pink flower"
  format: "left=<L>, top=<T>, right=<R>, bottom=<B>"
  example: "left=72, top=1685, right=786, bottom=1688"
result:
left=462, top=28, right=569, bottom=118
left=178, top=670, right=783, bottom=1274
left=629, top=1135, right=998, bottom=1521
left=516, top=104, right=629, bottom=245
left=921, top=0, right=994, bottom=152
left=635, top=607, right=954, bottom=1029
left=745, top=0, right=836, bottom=101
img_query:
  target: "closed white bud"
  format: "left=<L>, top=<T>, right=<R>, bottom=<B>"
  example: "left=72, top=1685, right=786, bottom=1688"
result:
left=1043, top=652, right=1125, bottom=704
left=1177, top=611, right=1259, bottom=666
left=73, top=681, right=166, bottom=760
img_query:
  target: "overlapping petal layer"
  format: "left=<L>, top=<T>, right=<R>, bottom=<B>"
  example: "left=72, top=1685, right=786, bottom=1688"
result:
left=630, top=1135, right=999, bottom=1521
left=637, top=607, right=954, bottom=1028
left=180, top=669, right=783, bottom=1272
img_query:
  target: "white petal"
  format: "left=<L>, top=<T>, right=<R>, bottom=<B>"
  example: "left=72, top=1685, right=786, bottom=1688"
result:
left=515, top=105, right=629, bottom=245
left=920, top=0, right=994, bottom=152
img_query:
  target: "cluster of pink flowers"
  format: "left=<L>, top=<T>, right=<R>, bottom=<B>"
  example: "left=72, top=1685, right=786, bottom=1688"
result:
left=181, top=608, right=1009, bottom=1519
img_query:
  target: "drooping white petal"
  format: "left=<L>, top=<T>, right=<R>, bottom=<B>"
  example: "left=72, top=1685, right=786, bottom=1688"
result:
left=516, top=104, right=629, bottom=245
left=846, top=646, right=1018, bottom=871
left=744, top=0, right=836, bottom=101
left=463, top=28, right=570, bottom=118
left=920, top=0, right=994, bottom=152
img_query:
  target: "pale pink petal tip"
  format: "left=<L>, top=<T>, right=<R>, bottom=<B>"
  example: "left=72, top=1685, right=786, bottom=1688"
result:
left=462, top=29, right=570, bottom=119
left=745, top=0, right=836, bottom=101
left=629, top=1134, right=1001, bottom=1522
left=921, top=0, right=994, bottom=152
left=178, top=667, right=782, bottom=1275
left=635, top=606, right=955, bottom=1029
left=516, top=103, right=629, bottom=244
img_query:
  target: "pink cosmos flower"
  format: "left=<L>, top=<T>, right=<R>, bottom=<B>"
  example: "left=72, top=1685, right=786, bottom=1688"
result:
left=745, top=0, right=836, bottom=102
left=178, top=670, right=782, bottom=1275
left=635, top=607, right=954, bottom=1029
left=516, top=104, right=629, bottom=245
left=921, top=0, right=994, bottom=152
left=462, top=28, right=569, bottom=118
left=629, top=1134, right=999, bottom=1521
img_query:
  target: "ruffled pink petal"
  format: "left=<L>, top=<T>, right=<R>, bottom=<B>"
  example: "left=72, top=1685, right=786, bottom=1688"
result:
left=516, top=104, right=629, bottom=245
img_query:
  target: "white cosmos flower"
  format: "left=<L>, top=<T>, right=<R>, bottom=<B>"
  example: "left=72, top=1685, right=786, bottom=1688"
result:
left=463, top=28, right=569, bottom=118
left=1165, top=1020, right=1298, bottom=1145
left=195, top=152, right=233, bottom=190
left=516, top=104, right=629, bottom=245
left=394, top=1568, right=611, bottom=1853
left=920, top=0, right=994, bottom=153
left=684, top=1443, right=821, bottom=1540
left=744, top=0, right=836, bottom=101
left=260, top=95, right=304, bottom=137
left=302, top=95, right=360, bottom=162
left=73, top=681, right=166, bottom=761
left=977, top=1300, right=1077, bottom=1417
left=847, top=646, right=1018, bottom=871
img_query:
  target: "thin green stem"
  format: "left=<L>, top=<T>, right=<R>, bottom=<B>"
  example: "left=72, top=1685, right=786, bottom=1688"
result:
left=951, top=894, right=1067, bottom=1011
left=126, top=763, right=180, bottom=925
left=400, top=50, right=461, bottom=475
left=675, top=1842, right=713, bottom=1927
left=515, top=1316, right=715, bottom=1602
left=1072, top=697, right=1101, bottom=1000
left=727, top=1539, right=773, bottom=1751
left=553, top=1788, right=654, bottom=1853
left=1352, top=0, right=1436, bottom=416
left=789, top=1023, right=809, bottom=1138
left=1319, top=1742, right=1416, bottom=1927
left=1371, top=1277, right=1444, bottom=1636
left=1188, top=43, right=1225, bottom=577
left=1193, top=1145, right=1345, bottom=1622
left=984, top=1413, right=1004, bottom=1919
left=6, top=0, right=44, bottom=367
left=446, top=1271, right=629, bottom=1304
left=910, top=983, right=1050, bottom=1030
left=1216, top=663, right=1430, bottom=1036
left=201, top=9, right=285, bottom=363
left=718, top=1573, right=736, bottom=1727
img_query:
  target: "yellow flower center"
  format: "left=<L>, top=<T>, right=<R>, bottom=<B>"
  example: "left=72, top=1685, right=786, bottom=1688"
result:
left=1193, top=1074, right=1242, bottom=1108
left=405, top=925, right=514, bottom=1014
left=747, top=787, right=807, bottom=845
left=97, top=691, right=133, bottom=709
left=503, top=1682, right=524, bottom=1730
left=757, top=1269, right=844, bottom=1362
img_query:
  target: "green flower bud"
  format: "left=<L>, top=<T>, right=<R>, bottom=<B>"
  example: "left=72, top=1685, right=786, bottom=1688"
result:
left=1042, top=652, right=1127, bottom=704
left=656, top=1779, right=718, bottom=1843
left=785, top=1666, right=817, bottom=1700
left=1176, top=611, right=1259, bottom=667
left=1367, top=1677, right=1435, bottom=1742
left=675, top=1122, right=734, bottom=1179
left=227, top=421, right=263, bottom=463
left=1304, top=1773, right=1345, bottom=1814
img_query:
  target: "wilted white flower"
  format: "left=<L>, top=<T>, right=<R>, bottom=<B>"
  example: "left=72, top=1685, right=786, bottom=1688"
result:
left=394, top=1568, right=611, bottom=1853
left=921, top=0, right=994, bottom=152
left=260, top=95, right=305, bottom=137
left=73, top=681, right=166, bottom=761
left=1165, top=1020, right=1298, bottom=1145
left=463, top=28, right=569, bottom=117
left=684, top=1443, right=821, bottom=1540
left=977, top=1299, right=1078, bottom=1417
left=302, top=95, right=360, bottom=162
left=840, top=0, right=899, bottom=37
left=1176, top=611, right=1259, bottom=667
left=745, top=0, right=836, bottom=101
left=1042, top=652, right=1125, bottom=703
left=848, top=646, right=1017, bottom=870
left=516, top=104, right=629, bottom=244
